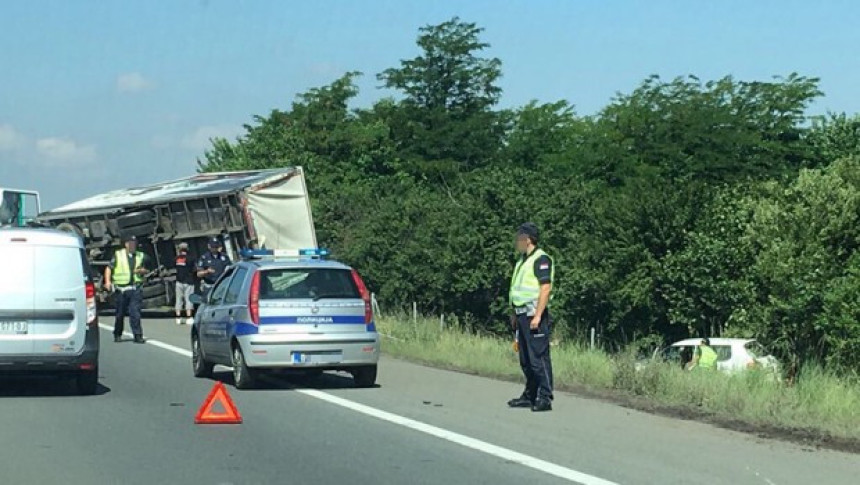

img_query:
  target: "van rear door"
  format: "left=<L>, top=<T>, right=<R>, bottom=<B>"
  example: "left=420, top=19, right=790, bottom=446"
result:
left=0, top=237, right=35, bottom=354
left=30, top=243, right=88, bottom=355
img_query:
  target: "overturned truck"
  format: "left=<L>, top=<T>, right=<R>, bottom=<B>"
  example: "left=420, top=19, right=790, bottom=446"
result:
left=37, top=168, right=317, bottom=308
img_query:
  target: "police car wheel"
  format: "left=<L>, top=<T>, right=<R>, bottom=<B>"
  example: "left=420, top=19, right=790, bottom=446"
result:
left=232, top=345, right=256, bottom=390
left=191, top=333, right=214, bottom=378
left=352, top=365, right=377, bottom=388
left=304, top=369, right=324, bottom=379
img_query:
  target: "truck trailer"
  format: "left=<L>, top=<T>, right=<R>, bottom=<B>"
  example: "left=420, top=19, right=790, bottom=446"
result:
left=37, top=168, right=317, bottom=309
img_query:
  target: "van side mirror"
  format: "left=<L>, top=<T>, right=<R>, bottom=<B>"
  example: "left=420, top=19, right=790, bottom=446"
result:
left=189, top=293, right=205, bottom=305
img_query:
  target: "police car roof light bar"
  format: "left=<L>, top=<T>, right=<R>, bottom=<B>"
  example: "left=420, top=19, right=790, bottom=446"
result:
left=239, top=248, right=329, bottom=260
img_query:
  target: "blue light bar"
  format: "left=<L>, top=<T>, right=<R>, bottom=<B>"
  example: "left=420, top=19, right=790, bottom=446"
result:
left=239, top=248, right=329, bottom=260
left=298, top=248, right=330, bottom=258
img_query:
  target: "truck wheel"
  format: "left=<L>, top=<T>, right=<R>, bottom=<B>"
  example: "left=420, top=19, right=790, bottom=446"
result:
left=117, top=211, right=155, bottom=229
left=56, top=222, right=84, bottom=240
left=142, top=284, right=167, bottom=299
left=120, top=222, right=156, bottom=238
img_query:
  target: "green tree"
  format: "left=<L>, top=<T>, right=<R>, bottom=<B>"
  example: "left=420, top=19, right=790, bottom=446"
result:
left=598, top=74, right=822, bottom=183
left=378, top=17, right=504, bottom=177
left=807, top=112, right=860, bottom=164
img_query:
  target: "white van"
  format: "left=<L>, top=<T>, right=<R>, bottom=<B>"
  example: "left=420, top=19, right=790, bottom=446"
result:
left=0, top=228, right=100, bottom=394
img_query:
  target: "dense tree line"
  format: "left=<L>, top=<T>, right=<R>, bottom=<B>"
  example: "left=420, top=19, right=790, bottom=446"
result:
left=198, top=18, right=860, bottom=373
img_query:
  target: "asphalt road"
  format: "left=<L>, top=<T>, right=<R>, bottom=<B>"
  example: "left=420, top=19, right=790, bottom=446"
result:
left=1, top=317, right=857, bottom=485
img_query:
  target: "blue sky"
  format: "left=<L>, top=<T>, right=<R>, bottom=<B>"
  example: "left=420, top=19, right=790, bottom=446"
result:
left=1, top=0, right=858, bottom=210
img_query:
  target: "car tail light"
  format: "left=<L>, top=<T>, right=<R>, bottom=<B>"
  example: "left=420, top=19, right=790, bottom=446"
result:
left=249, top=271, right=260, bottom=325
left=351, top=269, right=372, bottom=325
left=85, top=281, right=97, bottom=326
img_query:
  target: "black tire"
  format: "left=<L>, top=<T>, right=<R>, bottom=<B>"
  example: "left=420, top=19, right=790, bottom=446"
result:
left=76, top=368, right=99, bottom=395
left=140, top=297, right=169, bottom=309
left=232, top=344, right=257, bottom=390
left=117, top=211, right=155, bottom=229
left=142, top=284, right=167, bottom=299
left=120, top=222, right=156, bottom=238
left=352, top=365, right=377, bottom=388
left=56, top=222, right=84, bottom=240
left=192, top=332, right=214, bottom=378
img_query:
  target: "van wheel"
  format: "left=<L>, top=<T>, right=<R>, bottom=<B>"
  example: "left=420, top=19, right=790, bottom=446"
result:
left=76, top=368, right=99, bottom=395
left=192, top=333, right=214, bottom=378
left=232, top=344, right=256, bottom=390
left=352, top=365, right=377, bottom=388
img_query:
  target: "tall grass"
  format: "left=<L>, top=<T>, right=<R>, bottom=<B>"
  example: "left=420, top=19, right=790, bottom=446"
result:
left=377, top=315, right=860, bottom=441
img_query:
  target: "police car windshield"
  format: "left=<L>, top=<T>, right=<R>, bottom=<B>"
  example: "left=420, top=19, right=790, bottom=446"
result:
left=260, top=268, right=360, bottom=300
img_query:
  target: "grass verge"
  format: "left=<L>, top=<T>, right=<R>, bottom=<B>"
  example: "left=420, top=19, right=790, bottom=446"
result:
left=377, top=315, right=860, bottom=451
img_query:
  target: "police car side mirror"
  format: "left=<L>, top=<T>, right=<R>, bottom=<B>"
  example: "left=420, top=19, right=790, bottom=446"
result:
left=189, top=293, right=204, bottom=305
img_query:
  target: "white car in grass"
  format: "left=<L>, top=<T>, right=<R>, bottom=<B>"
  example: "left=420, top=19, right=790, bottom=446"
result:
left=643, top=338, right=781, bottom=375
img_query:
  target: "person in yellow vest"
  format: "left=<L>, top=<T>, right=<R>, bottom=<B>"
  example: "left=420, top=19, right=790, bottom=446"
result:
left=687, top=338, right=718, bottom=371
left=507, top=222, right=555, bottom=412
left=104, top=234, right=150, bottom=344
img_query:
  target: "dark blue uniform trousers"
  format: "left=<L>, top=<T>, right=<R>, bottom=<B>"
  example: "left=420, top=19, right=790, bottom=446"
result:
left=516, top=311, right=554, bottom=401
left=114, top=288, right=143, bottom=337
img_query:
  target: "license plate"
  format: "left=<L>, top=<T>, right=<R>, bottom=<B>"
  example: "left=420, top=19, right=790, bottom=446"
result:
left=291, top=352, right=342, bottom=364
left=0, top=321, right=28, bottom=335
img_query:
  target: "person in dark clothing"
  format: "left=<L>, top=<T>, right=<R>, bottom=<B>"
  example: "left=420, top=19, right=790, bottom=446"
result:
left=196, top=236, right=231, bottom=295
left=507, top=222, right=555, bottom=412
left=174, top=242, right=195, bottom=325
left=104, top=235, right=149, bottom=343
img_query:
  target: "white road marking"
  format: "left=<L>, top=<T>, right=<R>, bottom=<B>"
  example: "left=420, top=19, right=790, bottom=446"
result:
left=97, top=325, right=618, bottom=485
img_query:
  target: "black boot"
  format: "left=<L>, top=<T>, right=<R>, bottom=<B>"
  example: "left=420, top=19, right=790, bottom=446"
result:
left=114, top=335, right=122, bottom=343
left=507, top=393, right=534, bottom=408
left=133, top=335, right=146, bottom=344
left=531, top=398, right=552, bottom=412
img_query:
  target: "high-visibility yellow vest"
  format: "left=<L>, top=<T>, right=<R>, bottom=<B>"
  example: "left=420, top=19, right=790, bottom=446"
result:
left=113, top=249, right=145, bottom=285
left=509, top=248, right=554, bottom=307
left=698, top=345, right=718, bottom=369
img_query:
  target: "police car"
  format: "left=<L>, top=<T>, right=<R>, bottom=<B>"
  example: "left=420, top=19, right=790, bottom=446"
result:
left=190, top=248, right=379, bottom=389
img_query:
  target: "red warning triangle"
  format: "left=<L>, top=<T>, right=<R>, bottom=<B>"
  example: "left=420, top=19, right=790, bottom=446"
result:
left=194, top=381, right=243, bottom=424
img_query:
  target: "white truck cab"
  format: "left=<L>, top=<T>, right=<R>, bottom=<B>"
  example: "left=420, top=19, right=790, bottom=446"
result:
left=0, top=188, right=41, bottom=227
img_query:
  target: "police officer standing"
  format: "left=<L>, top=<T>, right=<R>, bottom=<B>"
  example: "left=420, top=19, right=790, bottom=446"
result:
left=196, top=236, right=231, bottom=294
left=507, top=222, right=555, bottom=412
left=104, top=235, right=149, bottom=344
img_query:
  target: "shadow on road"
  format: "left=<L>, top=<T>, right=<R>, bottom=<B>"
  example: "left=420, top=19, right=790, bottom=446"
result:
left=208, top=369, right=380, bottom=391
left=0, top=376, right=111, bottom=398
